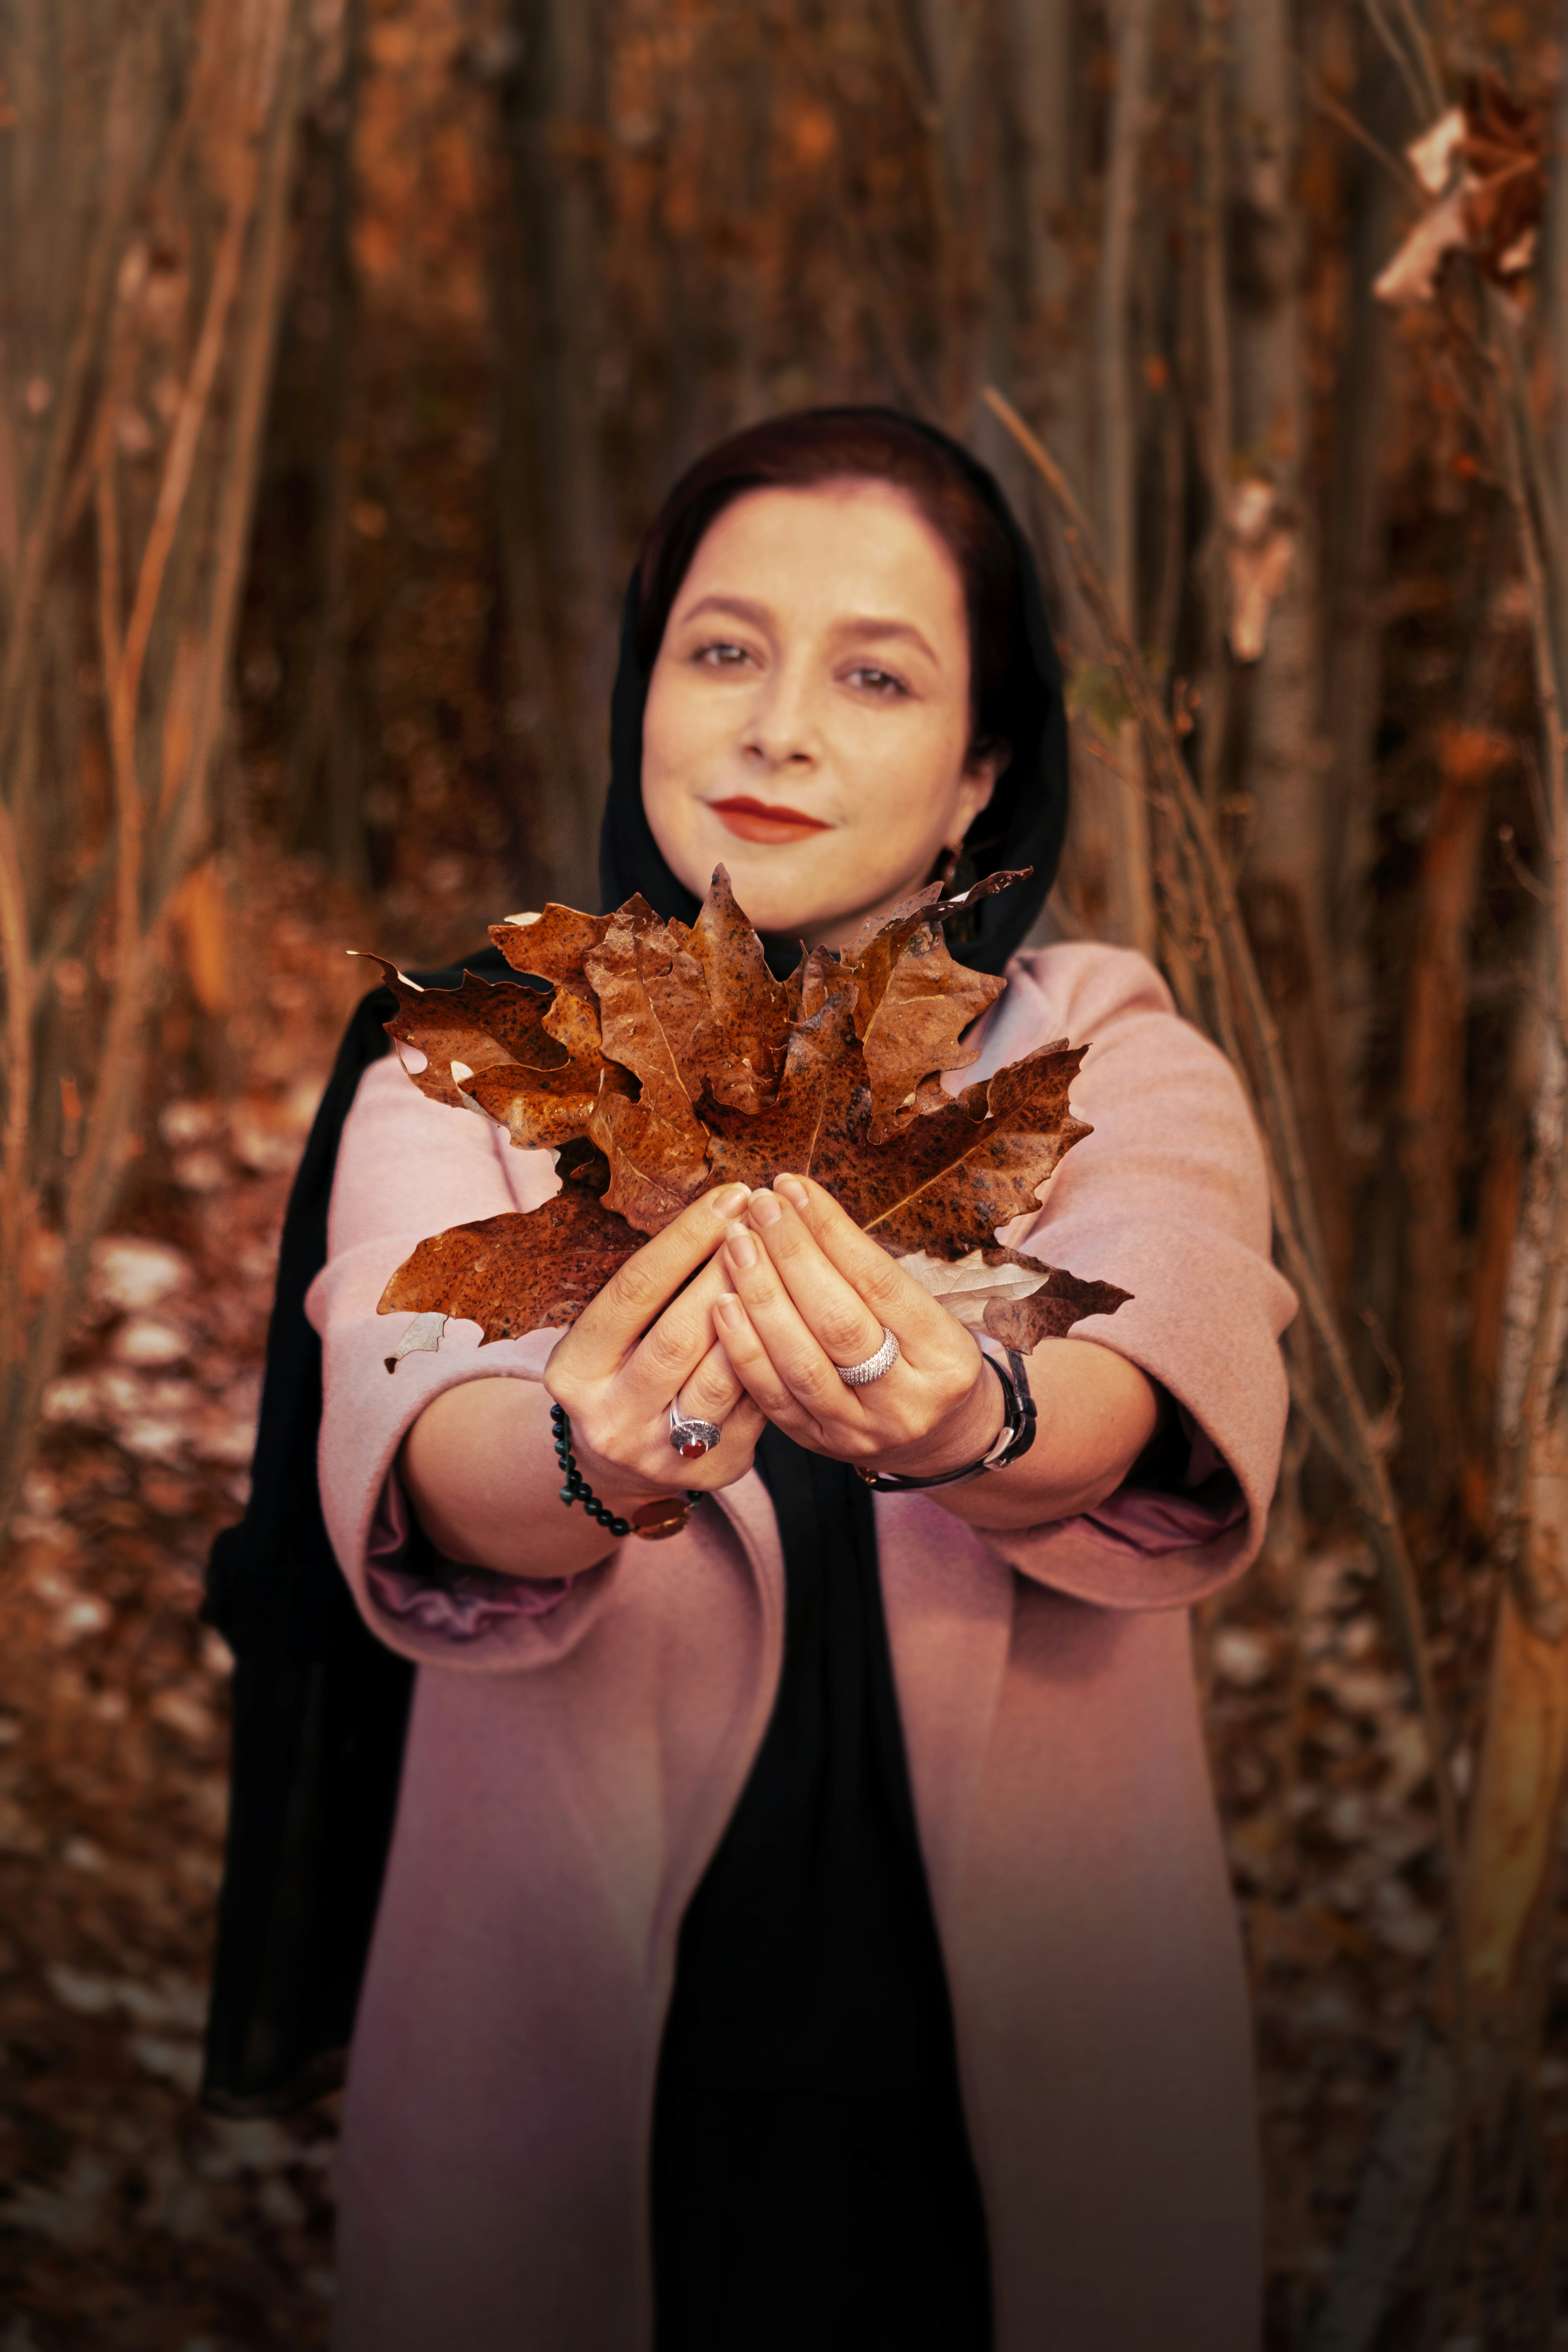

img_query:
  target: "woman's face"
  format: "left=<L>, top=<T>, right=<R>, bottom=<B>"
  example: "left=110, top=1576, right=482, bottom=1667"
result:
left=641, top=478, right=1001, bottom=950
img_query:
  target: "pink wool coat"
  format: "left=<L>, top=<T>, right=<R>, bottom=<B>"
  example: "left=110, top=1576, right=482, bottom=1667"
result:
left=308, top=940, right=1295, bottom=2352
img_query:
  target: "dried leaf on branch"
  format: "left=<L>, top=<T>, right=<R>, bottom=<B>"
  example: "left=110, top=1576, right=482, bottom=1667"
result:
left=1374, top=74, right=1546, bottom=307
left=371, top=867, right=1126, bottom=1355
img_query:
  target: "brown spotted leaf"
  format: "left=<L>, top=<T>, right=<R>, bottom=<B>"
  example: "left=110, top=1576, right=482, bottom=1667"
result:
left=353, top=954, right=568, bottom=1110
left=586, top=1067, right=712, bottom=1234
left=460, top=1055, right=613, bottom=1155
left=844, top=876, right=1019, bottom=1141
left=377, top=1191, right=642, bottom=1346
left=375, top=868, right=1092, bottom=1345
left=492, top=906, right=611, bottom=1061
left=703, top=967, right=865, bottom=1196
left=584, top=895, right=711, bottom=1120
left=676, top=865, right=791, bottom=1113
left=980, top=1260, right=1133, bottom=1352
left=842, top=1040, right=1090, bottom=1256
left=898, top=1245, right=1131, bottom=1352
left=705, top=982, right=1090, bottom=1255
left=491, top=905, right=610, bottom=989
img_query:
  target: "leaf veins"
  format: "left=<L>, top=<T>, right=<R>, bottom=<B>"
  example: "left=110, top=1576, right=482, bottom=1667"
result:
left=843, top=870, right=1024, bottom=1141
left=378, top=1191, right=643, bottom=1346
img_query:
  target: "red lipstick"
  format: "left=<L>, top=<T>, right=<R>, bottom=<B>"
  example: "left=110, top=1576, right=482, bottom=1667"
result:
left=708, top=795, right=833, bottom=845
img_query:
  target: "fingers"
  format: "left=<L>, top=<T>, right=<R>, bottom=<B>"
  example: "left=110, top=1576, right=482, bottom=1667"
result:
left=767, top=1175, right=954, bottom=1355
left=717, top=1204, right=878, bottom=1433
left=713, top=1288, right=818, bottom=1430
left=563, top=1183, right=750, bottom=1377
left=618, top=1253, right=741, bottom=1419
left=739, top=1190, right=888, bottom=1373
left=670, top=1334, right=748, bottom=1429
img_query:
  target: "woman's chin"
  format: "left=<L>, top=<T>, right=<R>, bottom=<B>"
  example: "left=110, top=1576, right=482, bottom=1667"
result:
left=677, top=833, right=846, bottom=941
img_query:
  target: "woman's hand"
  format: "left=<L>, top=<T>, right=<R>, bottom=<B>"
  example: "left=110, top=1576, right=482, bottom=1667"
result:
left=710, top=1173, right=1164, bottom=1525
left=544, top=1181, right=769, bottom=1512
left=711, top=1174, right=1003, bottom=1480
left=402, top=1184, right=766, bottom=1579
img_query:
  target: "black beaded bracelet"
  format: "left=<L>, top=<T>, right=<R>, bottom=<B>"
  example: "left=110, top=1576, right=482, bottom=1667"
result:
left=550, top=1403, right=633, bottom=1537
left=550, top=1404, right=703, bottom=1542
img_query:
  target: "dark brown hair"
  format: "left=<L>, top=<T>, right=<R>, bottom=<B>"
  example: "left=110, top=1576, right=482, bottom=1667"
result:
left=634, top=408, right=1024, bottom=770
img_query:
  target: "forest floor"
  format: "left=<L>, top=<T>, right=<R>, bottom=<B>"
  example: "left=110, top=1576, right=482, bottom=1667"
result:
left=0, top=841, right=1565, bottom=2347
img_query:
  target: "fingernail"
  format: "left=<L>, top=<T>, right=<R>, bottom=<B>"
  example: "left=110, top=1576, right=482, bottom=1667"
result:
left=749, top=1191, right=781, bottom=1228
left=715, top=1293, right=743, bottom=1329
left=711, top=1183, right=749, bottom=1218
left=726, top=1230, right=757, bottom=1270
left=774, top=1175, right=807, bottom=1208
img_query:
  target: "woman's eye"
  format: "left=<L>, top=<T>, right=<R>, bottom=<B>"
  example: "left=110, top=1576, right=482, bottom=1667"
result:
left=846, top=665, right=907, bottom=697
left=696, top=641, right=752, bottom=669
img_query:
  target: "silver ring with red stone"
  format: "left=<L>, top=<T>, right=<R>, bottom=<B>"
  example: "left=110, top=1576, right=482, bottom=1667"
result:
left=835, top=1325, right=900, bottom=1386
left=669, top=1405, right=723, bottom=1462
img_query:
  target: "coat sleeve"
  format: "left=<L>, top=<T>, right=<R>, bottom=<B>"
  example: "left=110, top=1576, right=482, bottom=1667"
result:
left=304, top=1054, right=629, bottom=1672
left=967, top=942, right=1297, bottom=1611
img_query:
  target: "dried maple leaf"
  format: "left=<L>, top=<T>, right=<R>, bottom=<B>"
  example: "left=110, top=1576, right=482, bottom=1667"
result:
left=677, top=865, right=791, bottom=1114
left=378, top=1191, right=643, bottom=1350
left=703, top=976, right=867, bottom=1197
left=845, top=1040, right=1091, bottom=1256
left=982, top=1265, right=1133, bottom=1352
left=899, top=1246, right=1132, bottom=1352
left=705, top=979, right=1089, bottom=1254
left=586, top=1070, right=712, bottom=1233
left=492, top=905, right=610, bottom=1061
left=352, top=954, right=568, bottom=1110
left=459, top=1054, right=613, bottom=1155
left=583, top=896, right=707, bottom=1113
left=376, top=865, right=1103, bottom=1353
left=842, top=871, right=1020, bottom=1141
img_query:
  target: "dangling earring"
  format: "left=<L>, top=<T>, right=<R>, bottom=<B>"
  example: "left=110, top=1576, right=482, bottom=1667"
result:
left=924, top=842, right=979, bottom=893
left=938, top=840, right=982, bottom=941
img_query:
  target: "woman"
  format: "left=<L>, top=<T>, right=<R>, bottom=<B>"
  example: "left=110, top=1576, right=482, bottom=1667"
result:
left=303, top=411, right=1292, bottom=2350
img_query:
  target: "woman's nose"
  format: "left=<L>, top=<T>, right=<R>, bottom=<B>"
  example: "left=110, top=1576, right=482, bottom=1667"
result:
left=742, top=660, right=820, bottom=770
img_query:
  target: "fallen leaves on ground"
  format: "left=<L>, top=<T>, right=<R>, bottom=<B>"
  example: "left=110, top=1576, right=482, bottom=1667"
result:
left=0, top=848, right=363, bottom=2349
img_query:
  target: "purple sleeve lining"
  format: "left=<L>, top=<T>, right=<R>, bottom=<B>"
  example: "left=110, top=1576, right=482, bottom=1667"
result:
left=366, top=1468, right=570, bottom=1642
left=1066, top=1405, right=1247, bottom=1558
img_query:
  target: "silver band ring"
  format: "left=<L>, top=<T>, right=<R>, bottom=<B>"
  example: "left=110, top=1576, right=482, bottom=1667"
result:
left=835, top=1326, right=900, bottom=1386
left=670, top=1404, right=723, bottom=1462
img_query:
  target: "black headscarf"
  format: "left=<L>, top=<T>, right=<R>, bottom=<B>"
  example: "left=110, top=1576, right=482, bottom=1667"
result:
left=600, top=409, right=1068, bottom=970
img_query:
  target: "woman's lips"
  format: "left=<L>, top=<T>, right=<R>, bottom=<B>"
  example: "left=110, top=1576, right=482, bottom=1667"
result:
left=707, top=795, right=833, bottom=846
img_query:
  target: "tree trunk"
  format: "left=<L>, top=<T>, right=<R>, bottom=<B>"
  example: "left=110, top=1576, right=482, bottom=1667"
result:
left=1062, top=0, right=1155, bottom=956
left=497, top=0, right=612, bottom=911
left=0, top=0, right=312, bottom=1545
left=1228, top=0, right=1351, bottom=1287
left=1320, top=46, right=1400, bottom=1095
left=1396, top=721, right=1506, bottom=1510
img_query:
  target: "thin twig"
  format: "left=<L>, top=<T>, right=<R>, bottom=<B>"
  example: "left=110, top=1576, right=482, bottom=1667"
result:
left=982, top=376, right=1468, bottom=1930
left=1289, top=51, right=1423, bottom=193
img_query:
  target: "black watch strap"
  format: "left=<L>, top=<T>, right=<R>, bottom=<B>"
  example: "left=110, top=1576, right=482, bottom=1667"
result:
left=856, top=1348, right=1038, bottom=1492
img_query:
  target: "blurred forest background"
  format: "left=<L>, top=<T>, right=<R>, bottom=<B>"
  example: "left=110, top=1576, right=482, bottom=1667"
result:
left=2, top=0, right=1568, bottom=2343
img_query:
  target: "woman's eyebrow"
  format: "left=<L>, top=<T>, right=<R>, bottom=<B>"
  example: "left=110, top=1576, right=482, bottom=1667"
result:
left=830, top=615, right=940, bottom=665
left=675, top=591, right=773, bottom=631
